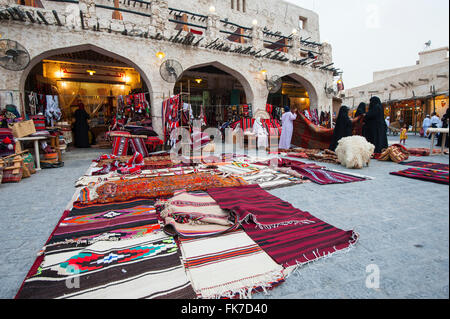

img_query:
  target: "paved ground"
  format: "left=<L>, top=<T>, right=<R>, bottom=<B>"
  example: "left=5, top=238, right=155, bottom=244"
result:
left=0, top=134, right=448, bottom=299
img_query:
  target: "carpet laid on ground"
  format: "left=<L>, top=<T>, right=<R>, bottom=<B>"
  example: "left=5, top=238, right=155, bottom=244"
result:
left=399, top=161, right=449, bottom=171
left=48, top=199, right=160, bottom=245
left=208, top=185, right=359, bottom=270
left=390, top=167, right=449, bottom=185
left=16, top=232, right=197, bottom=299
left=178, top=229, right=285, bottom=299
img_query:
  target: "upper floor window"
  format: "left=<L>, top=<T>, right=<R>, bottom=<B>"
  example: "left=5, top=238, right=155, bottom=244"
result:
left=231, top=0, right=246, bottom=12
left=299, top=16, right=308, bottom=30
left=17, top=0, right=44, bottom=8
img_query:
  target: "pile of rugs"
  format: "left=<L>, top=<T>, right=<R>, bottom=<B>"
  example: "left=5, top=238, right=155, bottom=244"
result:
left=15, top=150, right=367, bottom=299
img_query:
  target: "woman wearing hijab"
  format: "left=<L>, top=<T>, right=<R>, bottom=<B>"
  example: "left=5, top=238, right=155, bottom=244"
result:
left=73, top=100, right=91, bottom=148
left=329, top=105, right=352, bottom=151
left=252, top=117, right=268, bottom=150
left=279, top=106, right=298, bottom=150
left=355, top=102, right=367, bottom=118
left=363, top=96, right=388, bottom=153
left=353, top=102, right=367, bottom=136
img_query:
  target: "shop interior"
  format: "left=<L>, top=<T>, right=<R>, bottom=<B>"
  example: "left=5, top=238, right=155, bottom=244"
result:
left=173, top=65, right=248, bottom=128
left=23, top=49, right=152, bottom=147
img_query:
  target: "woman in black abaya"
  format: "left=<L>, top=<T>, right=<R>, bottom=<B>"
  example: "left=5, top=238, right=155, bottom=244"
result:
left=329, top=105, right=353, bottom=151
left=363, top=96, right=388, bottom=153
left=73, top=100, right=91, bottom=148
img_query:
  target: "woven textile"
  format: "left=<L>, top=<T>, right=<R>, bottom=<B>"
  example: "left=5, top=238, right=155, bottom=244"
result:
left=390, top=168, right=449, bottom=185
left=48, top=199, right=160, bottom=245
left=377, top=144, right=410, bottom=163
left=77, top=173, right=247, bottom=205
left=278, top=159, right=366, bottom=185
left=16, top=232, right=197, bottom=299
left=179, top=230, right=285, bottom=299
left=292, top=114, right=365, bottom=150
left=208, top=185, right=315, bottom=229
left=160, top=191, right=239, bottom=238
left=208, top=185, right=358, bottom=269
left=242, top=213, right=359, bottom=269
left=399, top=161, right=449, bottom=171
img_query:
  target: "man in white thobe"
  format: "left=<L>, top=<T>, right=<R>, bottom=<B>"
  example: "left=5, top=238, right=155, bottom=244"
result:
left=279, top=106, right=298, bottom=150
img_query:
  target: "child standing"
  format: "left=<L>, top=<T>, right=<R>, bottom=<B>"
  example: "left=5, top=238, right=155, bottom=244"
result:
left=400, top=124, right=408, bottom=145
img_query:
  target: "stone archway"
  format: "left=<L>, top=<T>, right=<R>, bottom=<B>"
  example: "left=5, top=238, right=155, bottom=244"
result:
left=177, top=60, right=255, bottom=107
left=282, top=72, right=319, bottom=110
left=171, top=60, right=256, bottom=127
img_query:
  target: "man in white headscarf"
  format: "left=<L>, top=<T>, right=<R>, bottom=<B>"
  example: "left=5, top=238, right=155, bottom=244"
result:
left=252, top=117, right=268, bottom=150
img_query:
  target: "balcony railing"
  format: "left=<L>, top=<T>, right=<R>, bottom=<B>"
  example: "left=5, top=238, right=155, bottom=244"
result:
left=0, top=0, right=338, bottom=74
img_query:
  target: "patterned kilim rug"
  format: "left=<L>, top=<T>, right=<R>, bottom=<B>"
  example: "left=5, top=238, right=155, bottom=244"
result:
left=292, top=113, right=365, bottom=150
left=208, top=185, right=315, bottom=229
left=16, top=232, right=197, bottom=299
left=390, top=167, right=449, bottom=185
left=399, top=161, right=449, bottom=171
left=208, top=185, right=359, bottom=270
left=178, top=229, right=285, bottom=299
left=76, top=173, right=247, bottom=205
left=279, top=159, right=367, bottom=185
left=48, top=199, right=160, bottom=245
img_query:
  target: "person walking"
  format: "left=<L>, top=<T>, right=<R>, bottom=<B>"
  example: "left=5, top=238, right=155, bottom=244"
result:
left=279, top=106, right=298, bottom=150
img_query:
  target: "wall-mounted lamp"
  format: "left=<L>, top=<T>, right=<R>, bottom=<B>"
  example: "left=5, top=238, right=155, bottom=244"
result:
left=87, top=70, right=96, bottom=76
left=252, top=19, right=258, bottom=26
left=156, top=51, right=166, bottom=60
left=55, top=70, right=64, bottom=78
left=195, top=78, right=203, bottom=84
left=292, top=28, right=298, bottom=35
left=209, top=6, right=216, bottom=13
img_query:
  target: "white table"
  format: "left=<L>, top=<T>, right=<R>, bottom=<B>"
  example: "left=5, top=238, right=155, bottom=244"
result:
left=17, top=136, right=48, bottom=170
left=427, top=128, right=449, bottom=156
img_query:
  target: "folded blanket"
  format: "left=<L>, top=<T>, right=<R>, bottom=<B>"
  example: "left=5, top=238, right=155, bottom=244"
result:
left=160, top=191, right=238, bottom=238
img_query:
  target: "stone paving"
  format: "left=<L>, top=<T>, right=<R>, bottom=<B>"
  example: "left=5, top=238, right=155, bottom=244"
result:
left=0, top=135, right=448, bottom=299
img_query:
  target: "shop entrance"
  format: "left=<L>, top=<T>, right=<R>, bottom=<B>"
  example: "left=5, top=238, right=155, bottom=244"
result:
left=23, top=47, right=152, bottom=148
left=265, top=75, right=326, bottom=126
left=173, top=64, right=249, bottom=129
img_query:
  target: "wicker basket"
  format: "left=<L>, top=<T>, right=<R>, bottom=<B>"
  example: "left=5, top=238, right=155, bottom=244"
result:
left=1, top=155, right=24, bottom=183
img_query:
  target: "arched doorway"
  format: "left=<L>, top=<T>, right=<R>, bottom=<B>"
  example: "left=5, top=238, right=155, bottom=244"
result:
left=266, top=75, right=318, bottom=118
left=20, top=44, right=153, bottom=148
left=173, top=62, right=254, bottom=129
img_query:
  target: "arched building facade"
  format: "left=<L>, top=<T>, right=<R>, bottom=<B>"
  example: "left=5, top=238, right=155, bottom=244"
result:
left=0, top=0, right=340, bottom=137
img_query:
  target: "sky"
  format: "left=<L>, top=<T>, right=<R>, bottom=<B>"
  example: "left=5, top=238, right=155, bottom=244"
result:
left=285, top=0, right=450, bottom=89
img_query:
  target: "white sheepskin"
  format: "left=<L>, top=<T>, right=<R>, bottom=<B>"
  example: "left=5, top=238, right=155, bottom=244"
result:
left=335, top=136, right=375, bottom=169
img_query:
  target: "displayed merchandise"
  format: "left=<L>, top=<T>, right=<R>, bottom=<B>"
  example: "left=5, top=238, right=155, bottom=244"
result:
left=179, top=229, right=285, bottom=299
left=16, top=232, right=197, bottom=299
left=390, top=167, right=449, bottom=185
left=399, top=161, right=449, bottom=171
